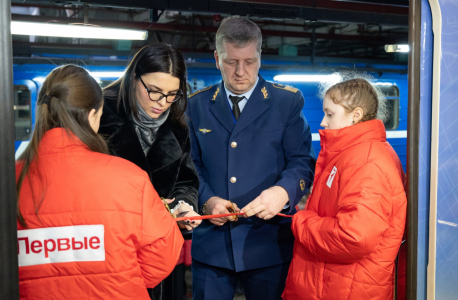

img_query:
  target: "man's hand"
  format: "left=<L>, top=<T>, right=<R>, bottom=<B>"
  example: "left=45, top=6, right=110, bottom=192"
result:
left=242, top=186, right=289, bottom=220
left=204, top=196, right=240, bottom=226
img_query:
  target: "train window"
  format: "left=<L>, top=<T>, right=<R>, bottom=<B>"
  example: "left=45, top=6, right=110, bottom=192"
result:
left=14, top=85, right=32, bottom=141
left=378, top=85, right=400, bottom=130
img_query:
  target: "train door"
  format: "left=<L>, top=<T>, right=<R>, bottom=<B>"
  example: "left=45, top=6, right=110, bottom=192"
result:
left=426, top=0, right=458, bottom=299
left=412, top=1, right=433, bottom=299
left=13, top=79, right=37, bottom=159
left=414, top=0, right=458, bottom=299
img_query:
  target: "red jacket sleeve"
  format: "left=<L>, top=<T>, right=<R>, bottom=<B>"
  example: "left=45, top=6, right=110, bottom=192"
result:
left=136, top=173, right=184, bottom=288
left=292, top=163, right=392, bottom=264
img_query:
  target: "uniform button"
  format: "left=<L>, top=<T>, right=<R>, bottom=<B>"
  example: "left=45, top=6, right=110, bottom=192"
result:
left=230, top=177, right=237, bottom=183
left=231, top=142, right=237, bottom=148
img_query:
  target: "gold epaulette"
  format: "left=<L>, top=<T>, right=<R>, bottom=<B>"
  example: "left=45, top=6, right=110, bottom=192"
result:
left=189, top=85, right=213, bottom=98
left=272, top=83, right=298, bottom=93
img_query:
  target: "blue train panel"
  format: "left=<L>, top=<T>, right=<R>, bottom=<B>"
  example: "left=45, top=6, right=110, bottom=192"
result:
left=188, top=63, right=408, bottom=170
left=13, top=60, right=408, bottom=171
left=431, top=0, right=458, bottom=299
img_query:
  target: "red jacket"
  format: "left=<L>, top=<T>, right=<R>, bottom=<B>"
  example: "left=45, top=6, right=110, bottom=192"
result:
left=17, top=128, right=184, bottom=300
left=283, top=120, right=407, bottom=300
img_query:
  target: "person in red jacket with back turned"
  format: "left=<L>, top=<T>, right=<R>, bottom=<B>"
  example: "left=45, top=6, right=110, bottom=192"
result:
left=16, top=65, right=184, bottom=300
left=283, top=78, right=407, bottom=300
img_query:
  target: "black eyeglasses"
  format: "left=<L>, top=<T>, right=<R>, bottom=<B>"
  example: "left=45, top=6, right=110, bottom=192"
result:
left=139, top=77, right=184, bottom=103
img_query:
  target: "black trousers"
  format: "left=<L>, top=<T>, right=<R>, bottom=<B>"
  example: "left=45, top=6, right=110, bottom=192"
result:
left=148, top=263, right=186, bottom=300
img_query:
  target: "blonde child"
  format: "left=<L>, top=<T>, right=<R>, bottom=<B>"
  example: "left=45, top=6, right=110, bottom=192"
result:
left=283, top=78, right=407, bottom=300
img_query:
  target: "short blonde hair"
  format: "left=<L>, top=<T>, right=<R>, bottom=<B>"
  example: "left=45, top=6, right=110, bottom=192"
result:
left=321, top=72, right=388, bottom=123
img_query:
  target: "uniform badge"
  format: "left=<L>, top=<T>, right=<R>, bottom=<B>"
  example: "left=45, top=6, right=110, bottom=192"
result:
left=300, top=179, right=306, bottom=191
left=272, top=83, right=298, bottom=93
left=199, top=129, right=212, bottom=134
left=189, top=85, right=212, bottom=98
left=212, top=87, right=220, bottom=101
left=261, top=87, right=268, bottom=99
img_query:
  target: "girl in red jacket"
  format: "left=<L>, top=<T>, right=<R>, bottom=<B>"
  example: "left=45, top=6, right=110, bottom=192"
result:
left=16, top=65, right=184, bottom=300
left=283, top=78, right=407, bottom=300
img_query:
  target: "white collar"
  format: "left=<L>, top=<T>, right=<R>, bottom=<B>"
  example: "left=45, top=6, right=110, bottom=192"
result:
left=224, top=76, right=259, bottom=101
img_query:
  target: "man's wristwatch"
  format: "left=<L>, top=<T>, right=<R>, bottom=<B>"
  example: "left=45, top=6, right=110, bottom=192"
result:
left=201, top=202, right=208, bottom=215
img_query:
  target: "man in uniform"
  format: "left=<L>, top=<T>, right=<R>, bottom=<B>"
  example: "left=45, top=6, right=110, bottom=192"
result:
left=186, top=16, right=315, bottom=300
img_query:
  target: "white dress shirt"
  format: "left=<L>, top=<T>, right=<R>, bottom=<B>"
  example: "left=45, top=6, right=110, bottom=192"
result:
left=224, top=76, right=260, bottom=114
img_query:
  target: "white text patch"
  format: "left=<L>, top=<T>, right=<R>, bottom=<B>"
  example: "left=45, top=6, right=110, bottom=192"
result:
left=326, top=166, right=338, bottom=188
left=18, top=225, right=105, bottom=267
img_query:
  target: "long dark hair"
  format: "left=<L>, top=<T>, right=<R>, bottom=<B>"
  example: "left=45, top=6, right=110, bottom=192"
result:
left=104, top=43, right=188, bottom=127
left=16, top=65, right=108, bottom=227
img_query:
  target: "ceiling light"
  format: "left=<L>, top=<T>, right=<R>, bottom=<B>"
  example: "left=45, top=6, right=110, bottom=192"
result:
left=11, top=21, right=147, bottom=40
left=384, top=44, right=409, bottom=53
left=273, top=74, right=342, bottom=82
left=89, top=71, right=125, bottom=78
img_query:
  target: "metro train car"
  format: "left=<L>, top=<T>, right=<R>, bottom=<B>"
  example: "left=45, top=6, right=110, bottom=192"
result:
left=4, top=0, right=458, bottom=299
left=12, top=58, right=408, bottom=170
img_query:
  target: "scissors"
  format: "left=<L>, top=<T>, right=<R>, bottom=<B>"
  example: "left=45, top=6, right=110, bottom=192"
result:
left=227, top=200, right=238, bottom=221
left=175, top=211, right=191, bottom=225
left=162, top=197, right=192, bottom=225
left=175, top=201, right=238, bottom=224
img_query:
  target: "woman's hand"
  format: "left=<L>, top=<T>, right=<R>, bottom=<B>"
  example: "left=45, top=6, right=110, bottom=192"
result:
left=161, top=198, right=175, bottom=206
left=174, top=202, right=202, bottom=231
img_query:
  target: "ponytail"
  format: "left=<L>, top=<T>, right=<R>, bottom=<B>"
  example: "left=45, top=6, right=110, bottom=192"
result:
left=17, top=65, right=108, bottom=227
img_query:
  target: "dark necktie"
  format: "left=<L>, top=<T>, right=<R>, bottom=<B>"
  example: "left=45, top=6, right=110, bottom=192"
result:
left=229, top=95, right=244, bottom=121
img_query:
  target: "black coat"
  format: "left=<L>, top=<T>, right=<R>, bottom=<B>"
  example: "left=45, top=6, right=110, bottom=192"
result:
left=98, top=98, right=199, bottom=211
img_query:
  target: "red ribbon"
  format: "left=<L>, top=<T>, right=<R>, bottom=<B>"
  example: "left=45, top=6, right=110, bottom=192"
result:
left=276, top=213, right=293, bottom=218
left=175, top=212, right=292, bottom=222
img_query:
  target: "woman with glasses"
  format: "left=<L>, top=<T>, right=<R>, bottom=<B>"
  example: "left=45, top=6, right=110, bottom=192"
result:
left=100, top=43, right=201, bottom=300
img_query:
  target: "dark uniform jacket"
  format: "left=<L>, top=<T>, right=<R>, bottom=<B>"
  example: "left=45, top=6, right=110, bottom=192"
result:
left=98, top=98, right=199, bottom=212
left=186, top=75, right=316, bottom=272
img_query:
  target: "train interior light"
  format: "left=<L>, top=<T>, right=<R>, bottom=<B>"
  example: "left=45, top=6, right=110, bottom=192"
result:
left=11, top=21, right=148, bottom=41
left=273, top=74, right=342, bottom=82
left=384, top=44, right=410, bottom=53
left=89, top=72, right=125, bottom=79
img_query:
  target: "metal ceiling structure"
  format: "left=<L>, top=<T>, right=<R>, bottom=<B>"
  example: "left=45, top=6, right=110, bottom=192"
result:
left=13, top=0, right=409, bottom=25
left=10, top=0, right=409, bottom=63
